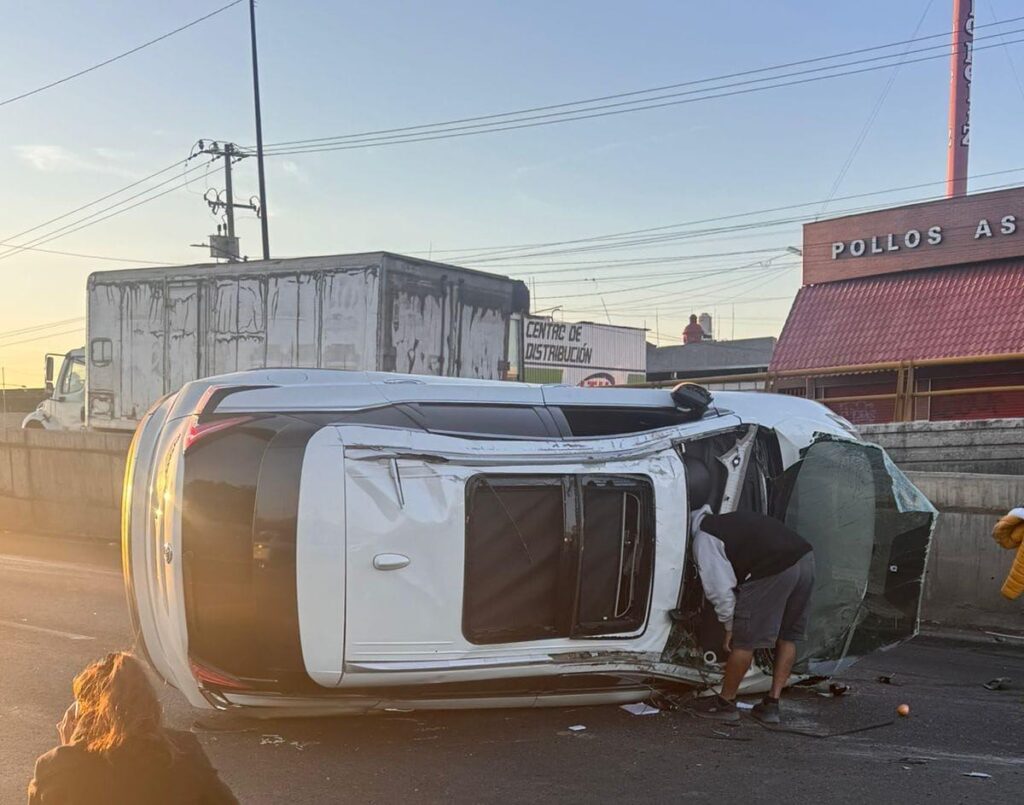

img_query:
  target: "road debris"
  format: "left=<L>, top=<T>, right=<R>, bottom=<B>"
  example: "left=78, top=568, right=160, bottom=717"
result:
left=983, top=677, right=1011, bottom=690
left=984, top=631, right=1024, bottom=643
left=962, top=772, right=992, bottom=779
left=735, top=701, right=754, bottom=711
left=259, top=734, right=285, bottom=746
left=290, top=740, right=320, bottom=751
left=897, top=756, right=934, bottom=766
left=877, top=674, right=896, bottom=685
left=897, top=704, right=910, bottom=717
left=568, top=724, right=587, bottom=732
left=620, top=703, right=660, bottom=716
left=829, top=682, right=850, bottom=697
left=709, top=729, right=753, bottom=742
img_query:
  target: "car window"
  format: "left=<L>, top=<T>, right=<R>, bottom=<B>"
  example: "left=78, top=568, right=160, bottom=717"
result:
left=463, top=474, right=655, bottom=644
left=409, top=403, right=556, bottom=438
left=557, top=406, right=695, bottom=437
left=463, top=477, right=566, bottom=643
left=290, top=407, right=421, bottom=429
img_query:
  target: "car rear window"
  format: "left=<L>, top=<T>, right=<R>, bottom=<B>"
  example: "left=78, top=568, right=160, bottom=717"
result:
left=182, top=416, right=315, bottom=689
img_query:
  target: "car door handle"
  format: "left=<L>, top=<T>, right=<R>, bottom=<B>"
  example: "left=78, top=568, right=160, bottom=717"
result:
left=373, top=553, right=411, bottom=571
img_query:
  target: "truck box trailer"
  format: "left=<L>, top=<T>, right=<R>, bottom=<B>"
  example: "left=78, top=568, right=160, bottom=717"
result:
left=25, top=252, right=529, bottom=431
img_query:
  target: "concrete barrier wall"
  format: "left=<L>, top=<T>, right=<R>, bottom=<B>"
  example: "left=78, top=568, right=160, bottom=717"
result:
left=908, top=471, right=1024, bottom=633
left=0, top=429, right=131, bottom=540
left=861, top=418, right=1024, bottom=475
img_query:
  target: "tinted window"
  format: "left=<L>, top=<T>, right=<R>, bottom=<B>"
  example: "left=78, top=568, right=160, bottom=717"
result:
left=410, top=404, right=555, bottom=438
left=284, top=407, right=421, bottom=429
left=182, top=416, right=316, bottom=689
left=576, top=479, right=654, bottom=635
left=558, top=406, right=696, bottom=437
left=463, top=477, right=567, bottom=643
left=463, top=474, right=654, bottom=644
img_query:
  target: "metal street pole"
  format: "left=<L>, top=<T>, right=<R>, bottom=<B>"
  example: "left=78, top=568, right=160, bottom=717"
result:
left=249, top=0, right=270, bottom=259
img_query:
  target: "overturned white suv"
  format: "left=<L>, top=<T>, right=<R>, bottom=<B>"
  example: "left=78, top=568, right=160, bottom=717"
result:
left=122, top=370, right=936, bottom=715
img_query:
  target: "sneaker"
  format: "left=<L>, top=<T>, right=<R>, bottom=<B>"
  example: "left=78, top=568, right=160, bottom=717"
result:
left=686, top=695, right=740, bottom=723
left=751, top=698, right=780, bottom=725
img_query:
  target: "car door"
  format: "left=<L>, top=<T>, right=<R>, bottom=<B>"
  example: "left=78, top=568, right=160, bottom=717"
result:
left=771, top=438, right=937, bottom=675
left=331, top=425, right=687, bottom=682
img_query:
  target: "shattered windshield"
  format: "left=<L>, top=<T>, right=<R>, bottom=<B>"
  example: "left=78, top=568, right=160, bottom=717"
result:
left=774, top=438, right=938, bottom=675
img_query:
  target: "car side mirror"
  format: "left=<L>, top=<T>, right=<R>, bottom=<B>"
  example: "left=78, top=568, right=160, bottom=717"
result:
left=45, top=356, right=55, bottom=394
left=671, top=382, right=713, bottom=419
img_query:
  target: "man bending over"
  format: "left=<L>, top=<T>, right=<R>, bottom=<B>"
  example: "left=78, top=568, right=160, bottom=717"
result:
left=686, top=504, right=815, bottom=725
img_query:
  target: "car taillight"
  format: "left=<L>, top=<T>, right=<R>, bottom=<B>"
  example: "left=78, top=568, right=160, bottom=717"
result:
left=189, top=659, right=251, bottom=691
left=183, top=415, right=255, bottom=452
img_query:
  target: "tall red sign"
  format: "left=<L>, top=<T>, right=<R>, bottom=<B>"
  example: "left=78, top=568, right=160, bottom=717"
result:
left=946, top=0, right=974, bottom=197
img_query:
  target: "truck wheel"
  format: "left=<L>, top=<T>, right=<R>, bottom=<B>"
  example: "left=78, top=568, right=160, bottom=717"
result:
left=25, top=422, right=45, bottom=430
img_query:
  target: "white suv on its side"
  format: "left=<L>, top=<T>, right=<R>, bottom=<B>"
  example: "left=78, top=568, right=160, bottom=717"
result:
left=122, top=370, right=936, bottom=715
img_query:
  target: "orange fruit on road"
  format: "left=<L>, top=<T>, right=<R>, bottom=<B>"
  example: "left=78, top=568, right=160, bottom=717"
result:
left=897, top=704, right=910, bottom=717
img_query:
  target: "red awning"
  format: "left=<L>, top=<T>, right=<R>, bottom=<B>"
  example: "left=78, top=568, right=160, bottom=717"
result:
left=770, top=260, right=1024, bottom=372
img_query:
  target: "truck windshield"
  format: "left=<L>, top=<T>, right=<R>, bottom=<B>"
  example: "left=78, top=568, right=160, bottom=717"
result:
left=60, top=357, right=86, bottom=396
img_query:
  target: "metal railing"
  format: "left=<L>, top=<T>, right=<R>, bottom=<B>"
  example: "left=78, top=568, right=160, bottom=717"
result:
left=632, top=352, right=1024, bottom=422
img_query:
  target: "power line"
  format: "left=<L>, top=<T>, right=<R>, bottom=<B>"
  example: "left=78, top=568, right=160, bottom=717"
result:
left=0, top=158, right=187, bottom=246
left=5, top=26, right=1021, bottom=267
left=562, top=267, right=797, bottom=320
left=260, top=27, right=1024, bottom=157
left=529, top=257, right=793, bottom=285
left=819, top=0, right=936, bottom=215
left=533, top=259, right=793, bottom=301
left=0, top=241, right=170, bottom=264
left=579, top=264, right=800, bottom=312
left=986, top=0, right=1024, bottom=106
left=430, top=168, right=1024, bottom=264
left=572, top=295, right=797, bottom=316
left=0, top=0, right=244, bottom=108
left=0, top=317, right=85, bottom=339
left=466, top=247, right=788, bottom=271
left=261, top=16, right=1024, bottom=151
left=548, top=262, right=797, bottom=312
left=0, top=327, right=86, bottom=349
left=0, top=159, right=214, bottom=261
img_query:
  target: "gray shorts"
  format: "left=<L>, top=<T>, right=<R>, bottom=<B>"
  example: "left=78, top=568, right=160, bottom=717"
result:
left=732, top=552, right=815, bottom=651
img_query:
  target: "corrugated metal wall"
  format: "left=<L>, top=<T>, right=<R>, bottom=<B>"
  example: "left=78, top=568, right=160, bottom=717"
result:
left=87, top=254, right=527, bottom=425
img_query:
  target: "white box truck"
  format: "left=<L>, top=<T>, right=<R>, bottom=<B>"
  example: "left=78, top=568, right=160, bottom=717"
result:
left=24, top=252, right=529, bottom=431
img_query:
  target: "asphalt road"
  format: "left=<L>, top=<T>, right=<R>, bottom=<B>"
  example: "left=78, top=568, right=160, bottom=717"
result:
left=2, top=536, right=1023, bottom=804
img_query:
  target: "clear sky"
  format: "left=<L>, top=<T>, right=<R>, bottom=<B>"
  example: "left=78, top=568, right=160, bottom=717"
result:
left=2, top=0, right=1024, bottom=384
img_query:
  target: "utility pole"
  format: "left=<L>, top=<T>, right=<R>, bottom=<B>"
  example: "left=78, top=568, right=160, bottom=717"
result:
left=249, top=0, right=270, bottom=259
left=195, top=141, right=260, bottom=261
left=223, top=142, right=236, bottom=242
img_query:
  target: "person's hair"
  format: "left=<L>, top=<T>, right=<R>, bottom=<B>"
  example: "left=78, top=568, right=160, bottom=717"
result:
left=689, top=314, right=698, bottom=322
left=70, top=652, right=174, bottom=758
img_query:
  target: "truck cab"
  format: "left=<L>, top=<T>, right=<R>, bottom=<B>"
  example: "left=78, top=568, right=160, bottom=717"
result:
left=22, top=347, right=86, bottom=430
